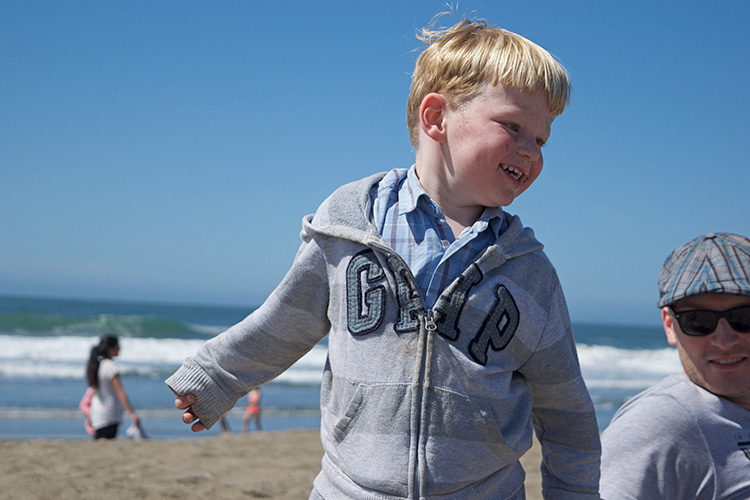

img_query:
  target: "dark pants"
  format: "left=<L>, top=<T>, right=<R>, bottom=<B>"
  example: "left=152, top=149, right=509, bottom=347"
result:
left=94, top=423, right=118, bottom=439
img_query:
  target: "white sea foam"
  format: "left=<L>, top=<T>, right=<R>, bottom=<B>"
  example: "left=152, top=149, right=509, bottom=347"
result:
left=0, top=334, right=681, bottom=393
left=577, top=344, right=682, bottom=389
left=0, top=334, right=328, bottom=384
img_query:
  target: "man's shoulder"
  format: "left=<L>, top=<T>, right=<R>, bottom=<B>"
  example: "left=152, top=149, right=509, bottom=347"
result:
left=600, top=375, right=706, bottom=498
left=605, top=374, right=698, bottom=435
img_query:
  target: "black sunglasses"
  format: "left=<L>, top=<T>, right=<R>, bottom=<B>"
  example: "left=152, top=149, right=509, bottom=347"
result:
left=668, top=305, right=750, bottom=336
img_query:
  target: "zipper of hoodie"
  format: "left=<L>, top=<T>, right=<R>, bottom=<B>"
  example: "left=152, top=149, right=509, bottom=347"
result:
left=424, top=309, right=437, bottom=331
left=412, top=308, right=436, bottom=499
left=368, top=240, right=432, bottom=498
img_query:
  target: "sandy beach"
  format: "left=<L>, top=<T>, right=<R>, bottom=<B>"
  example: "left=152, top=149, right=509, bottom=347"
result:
left=2, top=429, right=544, bottom=499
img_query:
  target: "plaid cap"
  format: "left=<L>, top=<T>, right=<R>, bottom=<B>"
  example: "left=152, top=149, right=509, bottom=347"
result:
left=657, top=232, right=750, bottom=308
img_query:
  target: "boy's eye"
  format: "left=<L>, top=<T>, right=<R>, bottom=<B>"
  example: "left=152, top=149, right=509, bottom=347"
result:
left=500, top=122, right=520, bottom=132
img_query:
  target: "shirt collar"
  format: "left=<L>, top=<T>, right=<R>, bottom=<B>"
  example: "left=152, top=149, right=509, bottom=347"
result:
left=480, top=205, right=506, bottom=237
left=403, top=166, right=505, bottom=236
left=401, top=165, right=426, bottom=215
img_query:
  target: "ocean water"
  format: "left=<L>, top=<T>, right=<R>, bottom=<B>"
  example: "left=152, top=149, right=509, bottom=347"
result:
left=0, top=295, right=682, bottom=440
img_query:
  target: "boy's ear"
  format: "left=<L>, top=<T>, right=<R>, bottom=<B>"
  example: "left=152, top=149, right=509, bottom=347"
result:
left=420, top=93, right=448, bottom=142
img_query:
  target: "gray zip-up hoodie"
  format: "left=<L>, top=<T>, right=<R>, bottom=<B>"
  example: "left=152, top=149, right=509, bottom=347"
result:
left=166, top=172, right=601, bottom=499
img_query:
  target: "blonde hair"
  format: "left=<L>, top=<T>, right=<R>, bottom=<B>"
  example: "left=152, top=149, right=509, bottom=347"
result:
left=407, top=16, right=571, bottom=148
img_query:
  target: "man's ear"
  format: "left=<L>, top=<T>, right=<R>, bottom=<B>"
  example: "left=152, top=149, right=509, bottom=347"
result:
left=419, top=93, right=448, bottom=142
left=662, top=307, right=678, bottom=346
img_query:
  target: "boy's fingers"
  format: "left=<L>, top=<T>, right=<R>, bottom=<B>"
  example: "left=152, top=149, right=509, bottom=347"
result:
left=172, top=391, right=195, bottom=410
left=181, top=410, right=205, bottom=431
left=182, top=410, right=198, bottom=424
left=170, top=390, right=204, bottom=431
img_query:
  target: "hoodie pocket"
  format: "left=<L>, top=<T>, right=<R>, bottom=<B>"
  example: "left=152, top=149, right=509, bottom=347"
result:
left=421, top=386, right=533, bottom=493
left=323, top=381, right=413, bottom=497
left=330, top=384, right=366, bottom=443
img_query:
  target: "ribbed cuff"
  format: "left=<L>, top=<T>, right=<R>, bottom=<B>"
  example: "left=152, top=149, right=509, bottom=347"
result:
left=164, top=359, right=233, bottom=430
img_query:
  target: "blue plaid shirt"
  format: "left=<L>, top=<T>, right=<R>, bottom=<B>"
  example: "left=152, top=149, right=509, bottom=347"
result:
left=372, top=166, right=506, bottom=308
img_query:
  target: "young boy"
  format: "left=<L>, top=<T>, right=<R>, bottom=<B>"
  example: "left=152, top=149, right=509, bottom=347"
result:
left=167, top=16, right=600, bottom=499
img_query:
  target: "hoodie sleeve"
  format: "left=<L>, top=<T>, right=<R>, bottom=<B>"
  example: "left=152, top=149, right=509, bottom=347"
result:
left=165, top=236, right=331, bottom=430
left=520, top=280, right=601, bottom=499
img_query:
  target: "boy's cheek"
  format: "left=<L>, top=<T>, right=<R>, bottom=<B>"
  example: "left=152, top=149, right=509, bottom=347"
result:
left=530, top=160, right=543, bottom=181
left=517, top=161, right=543, bottom=196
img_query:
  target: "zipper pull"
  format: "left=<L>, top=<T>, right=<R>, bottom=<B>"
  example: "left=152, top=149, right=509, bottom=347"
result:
left=424, top=310, right=437, bottom=332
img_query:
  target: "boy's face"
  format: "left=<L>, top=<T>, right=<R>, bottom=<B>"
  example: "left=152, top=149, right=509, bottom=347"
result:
left=663, top=293, right=750, bottom=409
left=441, top=84, right=554, bottom=208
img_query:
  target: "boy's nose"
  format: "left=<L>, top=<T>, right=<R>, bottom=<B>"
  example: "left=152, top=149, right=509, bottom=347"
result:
left=516, top=135, right=541, bottom=161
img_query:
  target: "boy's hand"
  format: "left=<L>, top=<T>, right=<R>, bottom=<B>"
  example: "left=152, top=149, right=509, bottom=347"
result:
left=173, top=391, right=206, bottom=432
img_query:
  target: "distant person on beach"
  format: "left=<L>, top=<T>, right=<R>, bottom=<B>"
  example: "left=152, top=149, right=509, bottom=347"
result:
left=242, top=387, right=262, bottom=432
left=167, top=12, right=600, bottom=498
left=219, top=415, right=231, bottom=433
left=86, top=335, right=140, bottom=439
left=600, top=233, right=750, bottom=499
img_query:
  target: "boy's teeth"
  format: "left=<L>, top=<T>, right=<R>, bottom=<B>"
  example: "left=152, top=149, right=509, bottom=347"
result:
left=501, top=164, right=522, bottom=180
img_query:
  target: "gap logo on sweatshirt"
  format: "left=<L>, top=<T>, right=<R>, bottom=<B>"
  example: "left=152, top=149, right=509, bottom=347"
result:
left=346, top=249, right=519, bottom=365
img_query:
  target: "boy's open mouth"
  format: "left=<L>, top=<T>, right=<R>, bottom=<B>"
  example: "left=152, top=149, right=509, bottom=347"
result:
left=501, top=163, right=526, bottom=183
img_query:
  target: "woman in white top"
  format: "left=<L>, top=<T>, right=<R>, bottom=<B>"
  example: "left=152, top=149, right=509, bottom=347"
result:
left=85, top=335, right=139, bottom=439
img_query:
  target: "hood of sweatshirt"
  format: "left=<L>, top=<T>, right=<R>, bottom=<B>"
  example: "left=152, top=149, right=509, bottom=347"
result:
left=300, top=171, right=544, bottom=274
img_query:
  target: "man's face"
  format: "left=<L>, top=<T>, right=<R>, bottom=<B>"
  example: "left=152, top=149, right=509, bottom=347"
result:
left=663, top=293, right=750, bottom=409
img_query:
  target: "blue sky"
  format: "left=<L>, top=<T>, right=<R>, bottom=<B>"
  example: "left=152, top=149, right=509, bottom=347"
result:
left=2, top=1, right=748, bottom=326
